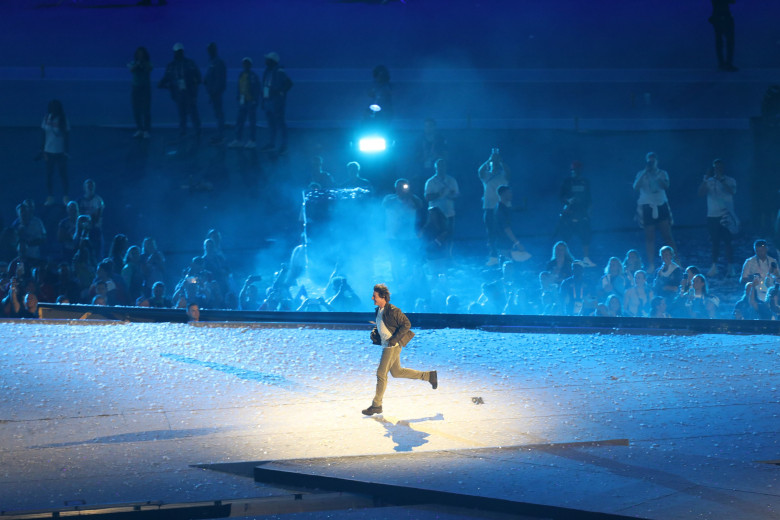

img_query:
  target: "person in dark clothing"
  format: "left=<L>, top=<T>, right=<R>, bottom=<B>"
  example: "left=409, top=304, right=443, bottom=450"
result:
left=557, top=160, right=594, bottom=266
left=260, top=52, right=292, bottom=153
left=158, top=43, right=202, bottom=137
left=128, top=46, right=152, bottom=138
left=494, top=185, right=531, bottom=263
left=228, top=57, right=262, bottom=149
left=709, top=0, right=737, bottom=71
left=203, top=42, right=227, bottom=144
left=362, top=283, right=437, bottom=416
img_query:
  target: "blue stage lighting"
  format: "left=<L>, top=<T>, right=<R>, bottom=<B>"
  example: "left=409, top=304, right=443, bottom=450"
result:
left=358, top=136, right=387, bottom=153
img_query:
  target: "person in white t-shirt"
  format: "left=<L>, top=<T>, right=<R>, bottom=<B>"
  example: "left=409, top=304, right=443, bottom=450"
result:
left=698, top=158, right=738, bottom=277
left=424, top=159, right=459, bottom=255
left=633, top=152, right=677, bottom=271
left=478, top=147, right=510, bottom=266
left=40, top=99, right=70, bottom=206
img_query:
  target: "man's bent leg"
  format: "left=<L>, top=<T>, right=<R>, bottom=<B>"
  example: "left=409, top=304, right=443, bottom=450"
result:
left=388, top=347, right=429, bottom=382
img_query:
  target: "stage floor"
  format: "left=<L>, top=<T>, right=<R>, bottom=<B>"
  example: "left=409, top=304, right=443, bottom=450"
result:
left=0, top=320, right=777, bottom=518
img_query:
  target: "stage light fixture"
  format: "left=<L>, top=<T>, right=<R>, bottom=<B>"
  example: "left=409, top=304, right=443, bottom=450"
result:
left=358, top=136, right=387, bottom=153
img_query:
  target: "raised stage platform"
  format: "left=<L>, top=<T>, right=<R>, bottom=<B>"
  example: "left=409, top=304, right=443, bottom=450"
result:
left=0, top=318, right=777, bottom=519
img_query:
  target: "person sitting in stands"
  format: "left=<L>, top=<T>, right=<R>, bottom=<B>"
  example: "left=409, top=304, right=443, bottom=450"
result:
left=623, top=269, right=653, bottom=317
left=766, top=282, right=780, bottom=320
left=649, top=295, right=670, bottom=318
left=88, top=260, right=129, bottom=306
left=54, top=262, right=80, bottom=303
left=239, top=275, right=263, bottom=311
left=653, top=246, right=682, bottom=305
left=141, top=237, right=166, bottom=295
left=670, top=265, right=700, bottom=317
left=732, top=280, right=769, bottom=320
left=559, top=261, right=596, bottom=316
left=149, top=281, right=171, bottom=308
left=121, top=246, right=144, bottom=303
left=546, top=241, right=574, bottom=285
left=595, top=294, right=622, bottom=317
left=107, top=234, right=129, bottom=274
left=599, top=256, right=629, bottom=301
left=91, top=294, right=107, bottom=306
left=681, top=274, right=720, bottom=319
left=622, top=249, right=644, bottom=280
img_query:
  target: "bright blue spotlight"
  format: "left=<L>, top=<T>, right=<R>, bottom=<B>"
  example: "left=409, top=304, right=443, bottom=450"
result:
left=358, top=136, right=387, bottom=153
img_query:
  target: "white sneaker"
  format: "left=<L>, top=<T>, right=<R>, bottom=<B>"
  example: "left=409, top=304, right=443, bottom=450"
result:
left=707, top=264, right=718, bottom=277
left=133, top=130, right=143, bottom=138
left=244, top=140, right=257, bottom=149
left=44, top=195, right=56, bottom=206
left=582, top=257, right=597, bottom=267
left=142, top=131, right=151, bottom=139
left=511, top=251, right=532, bottom=262
left=227, top=139, right=243, bottom=148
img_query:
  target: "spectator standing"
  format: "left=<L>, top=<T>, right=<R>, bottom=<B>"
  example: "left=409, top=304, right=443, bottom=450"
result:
left=698, top=158, right=738, bottom=277
left=633, top=152, right=677, bottom=271
left=158, top=43, right=202, bottom=138
left=709, top=0, right=737, bottom=71
left=557, top=160, right=594, bottom=266
left=494, top=185, right=531, bottom=263
left=229, top=57, right=262, bottom=149
left=128, top=46, right=152, bottom=138
left=40, top=99, right=70, bottom=206
left=261, top=52, right=293, bottom=154
left=424, top=159, right=459, bottom=255
left=203, top=42, right=227, bottom=144
left=478, top=147, right=509, bottom=266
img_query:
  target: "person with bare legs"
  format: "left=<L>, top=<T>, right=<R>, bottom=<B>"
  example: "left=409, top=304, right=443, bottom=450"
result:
left=633, top=152, right=677, bottom=271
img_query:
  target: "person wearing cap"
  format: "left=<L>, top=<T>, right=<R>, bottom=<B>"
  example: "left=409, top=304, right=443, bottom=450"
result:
left=698, top=158, right=738, bottom=278
left=557, top=160, right=595, bottom=267
left=228, top=57, right=262, bottom=149
left=260, top=52, right=293, bottom=153
left=158, top=43, right=202, bottom=137
left=203, top=42, right=227, bottom=144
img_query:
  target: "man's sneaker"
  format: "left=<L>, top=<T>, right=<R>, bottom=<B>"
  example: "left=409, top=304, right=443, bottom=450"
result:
left=142, top=131, right=151, bottom=139
left=133, top=130, right=143, bottom=138
left=227, top=139, right=243, bottom=148
left=361, top=405, right=382, bottom=416
left=511, top=250, right=532, bottom=262
left=707, top=264, right=719, bottom=277
left=244, top=140, right=257, bottom=149
left=582, top=257, right=597, bottom=268
left=429, top=370, right=438, bottom=390
left=44, top=195, right=56, bottom=206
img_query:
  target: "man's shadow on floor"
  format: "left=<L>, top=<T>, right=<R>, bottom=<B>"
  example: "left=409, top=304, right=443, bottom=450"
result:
left=371, top=413, right=444, bottom=452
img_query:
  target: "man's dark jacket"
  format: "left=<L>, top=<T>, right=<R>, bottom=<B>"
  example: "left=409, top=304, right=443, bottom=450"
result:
left=370, top=303, right=415, bottom=347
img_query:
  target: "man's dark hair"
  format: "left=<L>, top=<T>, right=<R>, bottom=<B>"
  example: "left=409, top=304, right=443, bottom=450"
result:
left=373, top=283, right=390, bottom=302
